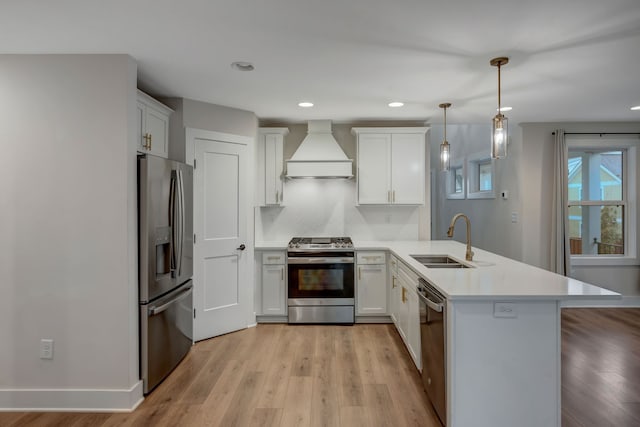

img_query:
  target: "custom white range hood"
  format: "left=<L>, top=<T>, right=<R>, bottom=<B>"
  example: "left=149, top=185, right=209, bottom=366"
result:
left=286, top=120, right=353, bottom=178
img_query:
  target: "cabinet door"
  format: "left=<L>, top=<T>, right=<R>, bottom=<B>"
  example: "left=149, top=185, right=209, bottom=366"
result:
left=391, top=133, right=425, bottom=204
left=264, top=134, right=283, bottom=205
left=357, top=264, right=387, bottom=315
left=389, top=271, right=399, bottom=325
left=407, top=288, right=422, bottom=370
left=262, top=265, right=286, bottom=315
left=136, top=101, right=147, bottom=153
left=145, top=104, right=170, bottom=158
left=397, top=285, right=409, bottom=342
left=358, top=134, right=391, bottom=204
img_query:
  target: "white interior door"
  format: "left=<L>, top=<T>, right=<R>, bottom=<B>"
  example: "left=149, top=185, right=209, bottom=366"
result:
left=193, top=137, right=249, bottom=341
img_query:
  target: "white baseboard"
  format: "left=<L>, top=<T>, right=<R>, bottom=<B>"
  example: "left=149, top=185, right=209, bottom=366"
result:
left=355, top=315, right=393, bottom=324
left=0, top=380, right=143, bottom=412
left=561, top=295, right=640, bottom=308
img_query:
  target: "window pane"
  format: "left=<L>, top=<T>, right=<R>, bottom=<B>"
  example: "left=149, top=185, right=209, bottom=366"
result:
left=568, top=151, right=622, bottom=201
left=568, top=205, right=624, bottom=255
left=479, top=162, right=492, bottom=191
left=454, top=168, right=463, bottom=193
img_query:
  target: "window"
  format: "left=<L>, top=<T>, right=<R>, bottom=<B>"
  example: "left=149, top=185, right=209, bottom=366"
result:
left=467, top=153, right=495, bottom=199
left=567, top=139, right=637, bottom=263
left=446, top=160, right=465, bottom=200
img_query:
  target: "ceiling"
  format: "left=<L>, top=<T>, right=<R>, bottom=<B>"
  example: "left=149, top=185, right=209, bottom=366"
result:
left=2, top=0, right=640, bottom=125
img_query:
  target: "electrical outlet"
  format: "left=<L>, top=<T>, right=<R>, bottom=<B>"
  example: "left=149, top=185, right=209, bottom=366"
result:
left=40, top=339, right=54, bottom=359
left=494, top=302, right=517, bottom=318
left=511, top=212, right=518, bottom=223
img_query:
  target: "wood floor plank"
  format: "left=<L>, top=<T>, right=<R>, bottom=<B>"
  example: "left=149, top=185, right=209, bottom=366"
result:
left=310, top=355, right=340, bottom=427
left=218, top=370, right=266, bottom=426
left=281, top=376, right=313, bottom=427
left=562, top=308, right=640, bottom=427
left=249, top=407, right=283, bottom=427
left=197, top=359, right=248, bottom=426
left=338, top=406, right=371, bottom=427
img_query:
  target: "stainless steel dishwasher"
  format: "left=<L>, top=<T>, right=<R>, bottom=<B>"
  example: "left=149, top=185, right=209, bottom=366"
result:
left=418, top=278, right=446, bottom=426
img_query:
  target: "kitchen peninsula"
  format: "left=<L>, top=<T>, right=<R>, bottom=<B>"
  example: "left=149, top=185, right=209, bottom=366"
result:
left=256, top=240, right=619, bottom=427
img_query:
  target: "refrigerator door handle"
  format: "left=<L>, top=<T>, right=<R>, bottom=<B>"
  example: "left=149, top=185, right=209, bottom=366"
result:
left=169, top=169, right=179, bottom=275
left=178, top=168, right=185, bottom=276
left=148, top=285, right=193, bottom=316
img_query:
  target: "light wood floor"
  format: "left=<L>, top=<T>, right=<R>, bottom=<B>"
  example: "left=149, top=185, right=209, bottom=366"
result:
left=0, top=324, right=440, bottom=427
left=5, top=309, right=640, bottom=427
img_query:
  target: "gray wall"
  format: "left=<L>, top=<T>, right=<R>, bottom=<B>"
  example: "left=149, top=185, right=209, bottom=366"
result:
left=0, top=55, right=139, bottom=403
left=520, top=122, right=640, bottom=295
left=434, top=121, right=640, bottom=296
left=164, top=97, right=258, bottom=162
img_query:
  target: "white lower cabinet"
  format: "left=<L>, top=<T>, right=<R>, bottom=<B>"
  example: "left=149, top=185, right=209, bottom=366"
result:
left=395, top=259, right=421, bottom=370
left=261, top=251, right=286, bottom=316
left=389, top=255, right=400, bottom=325
left=356, top=251, right=387, bottom=315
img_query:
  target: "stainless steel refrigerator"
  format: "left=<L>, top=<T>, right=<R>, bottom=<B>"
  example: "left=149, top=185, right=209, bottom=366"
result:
left=138, top=154, right=194, bottom=394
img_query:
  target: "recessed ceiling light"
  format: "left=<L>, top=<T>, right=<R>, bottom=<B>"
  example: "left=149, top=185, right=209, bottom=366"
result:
left=298, top=102, right=314, bottom=108
left=230, top=61, right=254, bottom=71
left=631, top=106, right=640, bottom=111
left=497, top=106, right=512, bottom=112
left=388, top=102, right=404, bottom=108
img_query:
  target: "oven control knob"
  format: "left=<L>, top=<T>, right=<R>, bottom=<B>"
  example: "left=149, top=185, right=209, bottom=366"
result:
left=295, top=243, right=300, bottom=248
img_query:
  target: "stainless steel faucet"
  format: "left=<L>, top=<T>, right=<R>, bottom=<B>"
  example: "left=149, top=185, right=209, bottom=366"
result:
left=447, top=213, right=474, bottom=261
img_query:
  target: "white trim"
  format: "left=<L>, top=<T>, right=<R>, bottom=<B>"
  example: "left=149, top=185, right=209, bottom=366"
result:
left=567, top=139, right=638, bottom=264
left=561, top=295, right=640, bottom=308
left=466, top=152, right=496, bottom=199
left=445, top=159, right=465, bottom=200
left=0, top=381, right=143, bottom=412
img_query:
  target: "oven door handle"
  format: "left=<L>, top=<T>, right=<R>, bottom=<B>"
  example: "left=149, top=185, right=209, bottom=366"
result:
left=287, top=257, right=354, bottom=264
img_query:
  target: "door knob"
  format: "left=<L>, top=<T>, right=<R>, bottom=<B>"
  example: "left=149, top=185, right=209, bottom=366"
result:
left=236, top=244, right=246, bottom=251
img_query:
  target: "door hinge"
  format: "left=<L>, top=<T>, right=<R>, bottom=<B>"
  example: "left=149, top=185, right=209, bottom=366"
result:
left=193, top=308, right=196, bottom=319
left=193, top=159, right=196, bottom=169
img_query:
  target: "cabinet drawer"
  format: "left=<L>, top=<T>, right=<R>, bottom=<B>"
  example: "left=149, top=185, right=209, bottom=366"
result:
left=357, top=251, right=386, bottom=265
left=262, top=252, right=286, bottom=265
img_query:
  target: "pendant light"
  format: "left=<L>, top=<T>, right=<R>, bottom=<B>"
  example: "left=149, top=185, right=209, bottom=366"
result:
left=439, top=103, right=452, bottom=171
left=490, top=57, right=509, bottom=159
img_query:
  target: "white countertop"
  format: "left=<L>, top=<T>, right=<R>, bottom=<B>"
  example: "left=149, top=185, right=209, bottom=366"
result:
left=256, top=240, right=620, bottom=301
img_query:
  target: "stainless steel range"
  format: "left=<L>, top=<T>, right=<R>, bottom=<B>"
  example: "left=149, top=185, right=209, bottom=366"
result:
left=287, top=237, right=355, bottom=324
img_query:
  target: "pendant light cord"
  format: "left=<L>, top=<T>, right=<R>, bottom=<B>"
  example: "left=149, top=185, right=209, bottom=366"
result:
left=497, top=64, right=501, bottom=112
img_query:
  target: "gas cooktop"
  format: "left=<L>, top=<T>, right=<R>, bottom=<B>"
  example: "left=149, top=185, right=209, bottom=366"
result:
left=288, top=237, right=353, bottom=251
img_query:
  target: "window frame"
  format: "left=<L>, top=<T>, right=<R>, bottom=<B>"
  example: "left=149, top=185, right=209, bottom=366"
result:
left=567, top=136, right=638, bottom=266
left=467, top=151, right=496, bottom=199
left=445, top=158, right=465, bottom=200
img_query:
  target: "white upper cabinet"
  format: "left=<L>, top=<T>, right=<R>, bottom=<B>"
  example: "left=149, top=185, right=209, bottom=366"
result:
left=137, top=90, right=173, bottom=158
left=352, top=127, right=428, bottom=205
left=257, top=128, right=289, bottom=206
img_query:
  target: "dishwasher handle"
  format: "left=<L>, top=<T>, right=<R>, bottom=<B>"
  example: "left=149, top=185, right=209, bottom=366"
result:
left=417, top=282, right=445, bottom=313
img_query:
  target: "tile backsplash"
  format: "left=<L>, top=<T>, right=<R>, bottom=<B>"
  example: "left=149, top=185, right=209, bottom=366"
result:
left=255, top=179, right=419, bottom=241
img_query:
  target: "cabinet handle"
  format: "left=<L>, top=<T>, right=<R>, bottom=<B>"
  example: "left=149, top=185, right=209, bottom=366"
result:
left=392, top=277, right=396, bottom=288
left=388, top=190, right=391, bottom=203
left=276, top=190, right=279, bottom=203
left=393, top=190, right=396, bottom=203
left=148, top=133, right=152, bottom=149
left=267, top=256, right=280, bottom=261
left=402, top=287, right=406, bottom=303
left=358, top=267, right=361, bottom=280
left=281, top=268, right=284, bottom=281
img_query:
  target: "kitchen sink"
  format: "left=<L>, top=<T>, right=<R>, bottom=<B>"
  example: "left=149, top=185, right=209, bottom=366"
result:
left=411, top=254, right=471, bottom=268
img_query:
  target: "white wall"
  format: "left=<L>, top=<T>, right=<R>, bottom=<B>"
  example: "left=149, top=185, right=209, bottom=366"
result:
left=0, top=55, right=141, bottom=409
